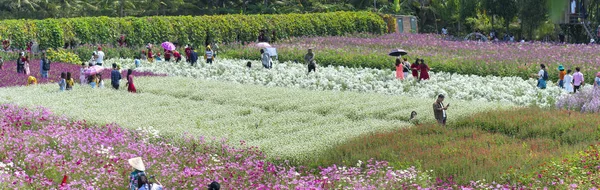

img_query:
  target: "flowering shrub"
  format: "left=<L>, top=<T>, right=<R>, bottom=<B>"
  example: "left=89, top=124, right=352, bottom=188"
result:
left=0, top=77, right=510, bottom=160
left=108, top=58, right=566, bottom=107
left=556, top=87, right=600, bottom=113
left=47, top=48, right=81, bottom=64
left=0, top=61, right=164, bottom=87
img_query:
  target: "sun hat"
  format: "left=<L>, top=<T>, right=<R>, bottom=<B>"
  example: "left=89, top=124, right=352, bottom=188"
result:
left=558, top=65, right=564, bottom=71
left=128, top=157, right=145, bottom=171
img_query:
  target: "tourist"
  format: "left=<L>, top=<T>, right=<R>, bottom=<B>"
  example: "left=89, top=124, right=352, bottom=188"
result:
left=410, top=58, right=419, bottom=79
left=173, top=50, right=182, bottom=63
left=258, top=30, right=266, bottom=42
left=80, top=63, right=87, bottom=84
left=190, top=47, right=198, bottom=66
left=111, top=63, right=121, bottom=90
left=17, top=52, right=25, bottom=74
left=419, top=59, right=430, bottom=80
left=147, top=47, right=154, bottom=63
left=557, top=65, right=566, bottom=88
left=27, top=76, right=37, bottom=86
left=59, top=72, right=67, bottom=91
left=441, top=27, right=448, bottom=36
left=154, top=52, right=162, bottom=62
left=212, top=42, right=219, bottom=59
left=127, top=69, right=137, bottom=93
left=66, top=72, right=74, bottom=91
left=535, top=64, right=548, bottom=89
left=246, top=61, right=252, bottom=69
left=205, top=46, right=214, bottom=64
left=208, top=181, right=220, bottom=190
left=0, top=56, right=3, bottom=70
left=134, top=56, right=141, bottom=68
left=141, top=50, right=147, bottom=61
left=595, top=72, right=600, bottom=88
left=89, top=52, right=97, bottom=65
left=573, top=67, right=584, bottom=93
left=97, top=74, right=105, bottom=88
left=128, top=157, right=147, bottom=190
left=41, top=53, right=50, bottom=78
left=24, top=55, right=31, bottom=75
left=564, top=69, right=575, bottom=93
left=395, top=58, right=404, bottom=80
left=95, top=47, right=105, bottom=66
left=118, top=34, right=126, bottom=47
left=164, top=50, right=172, bottom=62
left=89, top=74, right=98, bottom=89
left=185, top=45, right=192, bottom=63
left=304, top=48, right=315, bottom=73
left=402, top=58, right=411, bottom=78
left=433, top=94, right=449, bottom=126
left=26, top=41, right=32, bottom=55
left=261, top=49, right=272, bottom=69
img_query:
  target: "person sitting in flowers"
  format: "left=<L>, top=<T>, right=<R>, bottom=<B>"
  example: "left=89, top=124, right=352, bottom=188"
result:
left=128, top=157, right=146, bottom=190
left=27, top=76, right=37, bottom=86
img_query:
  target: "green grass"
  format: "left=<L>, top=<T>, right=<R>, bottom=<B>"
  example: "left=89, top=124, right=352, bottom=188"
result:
left=301, top=107, right=600, bottom=184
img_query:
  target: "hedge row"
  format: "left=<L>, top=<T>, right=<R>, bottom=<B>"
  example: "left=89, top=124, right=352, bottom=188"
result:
left=0, top=12, right=387, bottom=50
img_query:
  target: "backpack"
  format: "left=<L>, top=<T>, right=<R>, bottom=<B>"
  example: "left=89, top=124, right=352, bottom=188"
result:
left=543, top=70, right=549, bottom=80
left=43, top=59, right=51, bottom=71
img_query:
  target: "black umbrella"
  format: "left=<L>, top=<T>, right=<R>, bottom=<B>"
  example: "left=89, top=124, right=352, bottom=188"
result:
left=388, top=49, right=408, bottom=57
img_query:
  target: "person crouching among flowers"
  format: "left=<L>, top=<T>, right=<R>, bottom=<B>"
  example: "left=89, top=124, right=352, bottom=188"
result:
left=27, top=76, right=37, bottom=86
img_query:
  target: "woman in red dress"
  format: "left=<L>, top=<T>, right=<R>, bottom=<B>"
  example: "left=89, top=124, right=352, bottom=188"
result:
left=410, top=58, right=420, bottom=78
left=418, top=59, right=430, bottom=80
left=126, top=69, right=136, bottom=93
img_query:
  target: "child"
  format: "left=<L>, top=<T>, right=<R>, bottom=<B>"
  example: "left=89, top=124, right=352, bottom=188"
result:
left=59, top=72, right=66, bottom=91
left=155, top=52, right=162, bottom=61
left=24, top=56, right=30, bottom=75
left=80, top=63, right=87, bottom=84
left=66, top=72, right=74, bottom=90
left=557, top=65, right=566, bottom=88
left=27, top=76, right=37, bottom=86
left=564, top=69, right=574, bottom=93
left=246, top=61, right=252, bottom=69
left=134, top=56, right=141, bottom=68
left=89, top=74, right=97, bottom=88
left=0, top=56, right=3, bottom=70
left=97, top=74, right=105, bottom=88
left=126, top=69, right=136, bottom=93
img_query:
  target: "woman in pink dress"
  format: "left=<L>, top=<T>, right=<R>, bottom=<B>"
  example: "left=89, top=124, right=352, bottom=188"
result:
left=126, top=69, right=137, bottom=93
left=395, top=58, right=404, bottom=80
left=418, top=59, right=430, bottom=80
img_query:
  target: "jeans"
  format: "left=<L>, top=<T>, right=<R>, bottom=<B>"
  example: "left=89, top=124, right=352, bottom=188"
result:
left=207, top=58, right=213, bottom=64
left=42, top=70, right=49, bottom=78
left=112, top=84, right=119, bottom=90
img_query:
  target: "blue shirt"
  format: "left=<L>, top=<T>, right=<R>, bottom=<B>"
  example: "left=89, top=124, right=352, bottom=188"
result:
left=135, top=59, right=140, bottom=68
left=129, top=170, right=146, bottom=190
left=111, top=70, right=122, bottom=85
left=58, top=79, right=66, bottom=91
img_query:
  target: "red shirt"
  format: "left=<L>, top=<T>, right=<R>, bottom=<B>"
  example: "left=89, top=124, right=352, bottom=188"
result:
left=165, top=51, right=172, bottom=59
left=410, top=64, right=419, bottom=77
left=185, top=47, right=192, bottom=58
left=147, top=50, right=153, bottom=59
left=173, top=51, right=181, bottom=58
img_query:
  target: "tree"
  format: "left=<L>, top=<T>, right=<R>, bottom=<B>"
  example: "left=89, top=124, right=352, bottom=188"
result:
left=520, top=0, right=549, bottom=39
left=482, top=0, right=516, bottom=32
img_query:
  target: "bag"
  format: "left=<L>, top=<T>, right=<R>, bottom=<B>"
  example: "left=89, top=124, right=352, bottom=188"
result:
left=543, top=70, right=549, bottom=80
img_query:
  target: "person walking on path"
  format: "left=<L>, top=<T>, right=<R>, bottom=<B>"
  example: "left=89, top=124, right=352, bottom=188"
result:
left=304, top=48, right=316, bottom=73
left=111, top=64, right=122, bottom=90
left=564, top=69, right=575, bottom=93
left=418, top=59, right=430, bottom=80
left=95, top=47, right=105, bottom=66
left=41, top=53, right=50, bottom=78
left=557, top=65, right=566, bottom=88
left=433, top=94, right=449, bottom=126
left=573, top=67, right=584, bottom=93
left=410, top=58, right=420, bottom=79
left=395, top=58, right=404, bottom=80
left=126, top=69, right=137, bottom=93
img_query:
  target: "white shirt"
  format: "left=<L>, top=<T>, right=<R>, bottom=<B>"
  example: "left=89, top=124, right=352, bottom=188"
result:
left=440, top=103, right=446, bottom=117
left=538, top=69, right=545, bottom=79
left=96, top=51, right=105, bottom=64
left=441, top=28, right=448, bottom=35
left=572, top=0, right=577, bottom=14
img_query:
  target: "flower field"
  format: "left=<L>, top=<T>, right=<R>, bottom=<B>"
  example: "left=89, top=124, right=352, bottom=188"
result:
left=0, top=61, right=164, bottom=87
left=0, top=77, right=510, bottom=161
left=221, top=33, right=600, bottom=83
left=109, top=58, right=567, bottom=107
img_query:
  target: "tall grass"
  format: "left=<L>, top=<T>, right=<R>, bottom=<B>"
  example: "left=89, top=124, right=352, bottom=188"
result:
left=301, top=107, right=600, bottom=184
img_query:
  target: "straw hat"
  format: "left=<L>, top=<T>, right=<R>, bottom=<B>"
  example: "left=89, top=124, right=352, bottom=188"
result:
left=128, top=157, right=145, bottom=171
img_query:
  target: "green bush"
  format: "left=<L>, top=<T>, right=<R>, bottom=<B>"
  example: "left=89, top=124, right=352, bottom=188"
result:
left=0, top=12, right=386, bottom=50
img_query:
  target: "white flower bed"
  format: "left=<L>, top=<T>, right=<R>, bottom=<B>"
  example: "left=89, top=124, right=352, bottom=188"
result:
left=0, top=77, right=510, bottom=160
left=105, top=58, right=566, bottom=107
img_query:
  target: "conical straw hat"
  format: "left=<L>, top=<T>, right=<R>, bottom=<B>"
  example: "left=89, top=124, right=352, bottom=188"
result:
left=128, top=157, right=145, bottom=171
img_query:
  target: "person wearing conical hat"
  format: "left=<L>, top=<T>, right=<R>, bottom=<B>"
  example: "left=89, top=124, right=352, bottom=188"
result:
left=128, top=157, right=146, bottom=190
left=557, top=65, right=566, bottom=88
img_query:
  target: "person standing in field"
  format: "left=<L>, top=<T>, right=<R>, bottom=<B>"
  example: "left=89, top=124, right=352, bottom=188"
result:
left=564, top=69, right=575, bottom=93
left=59, top=72, right=67, bottom=91
left=433, top=94, right=449, bottom=126
left=418, top=59, right=430, bottom=80
left=185, top=45, right=192, bottom=63
left=205, top=45, right=214, bottom=64
left=95, top=47, right=105, bottom=66
left=66, top=72, right=74, bottom=91
left=111, top=63, right=122, bottom=90
left=24, top=55, right=31, bottom=75
left=395, top=58, right=404, bottom=80
left=126, top=69, right=136, bottom=93
left=147, top=48, right=154, bottom=63
left=402, top=58, right=411, bottom=78
left=261, top=49, right=272, bottom=69
left=164, top=50, right=172, bottom=62
left=304, top=48, right=316, bottom=73
left=16, top=52, right=25, bottom=74
left=410, top=58, right=420, bottom=79
left=80, top=63, right=87, bottom=84
left=557, top=65, right=566, bottom=88
left=535, top=64, right=549, bottom=89
left=41, top=53, right=51, bottom=78
left=573, top=67, right=584, bottom=93
left=190, top=47, right=199, bottom=66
